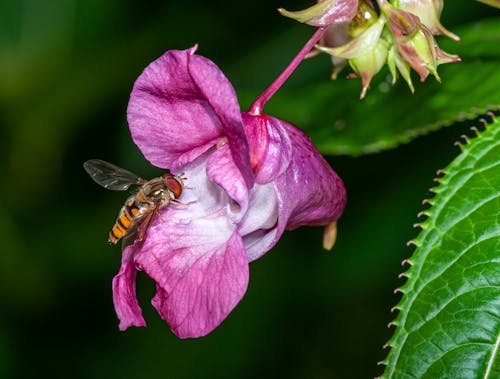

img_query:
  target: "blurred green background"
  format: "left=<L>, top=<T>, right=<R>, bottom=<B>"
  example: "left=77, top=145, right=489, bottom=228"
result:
left=0, top=1, right=495, bottom=378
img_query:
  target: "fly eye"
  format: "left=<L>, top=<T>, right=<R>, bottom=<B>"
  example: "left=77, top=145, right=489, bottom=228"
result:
left=162, top=174, right=183, bottom=198
left=167, top=179, right=182, bottom=198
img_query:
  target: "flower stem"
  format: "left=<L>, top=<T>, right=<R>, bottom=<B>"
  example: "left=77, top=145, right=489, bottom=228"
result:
left=248, top=27, right=326, bottom=116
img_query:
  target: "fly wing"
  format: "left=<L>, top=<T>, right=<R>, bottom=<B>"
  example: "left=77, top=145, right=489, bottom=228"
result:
left=121, top=211, right=155, bottom=248
left=83, top=159, right=144, bottom=191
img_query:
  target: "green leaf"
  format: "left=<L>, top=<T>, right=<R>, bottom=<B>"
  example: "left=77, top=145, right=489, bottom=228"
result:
left=380, top=119, right=500, bottom=378
left=243, top=17, right=500, bottom=155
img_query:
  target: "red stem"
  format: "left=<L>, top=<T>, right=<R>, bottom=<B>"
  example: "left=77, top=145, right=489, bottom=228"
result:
left=248, top=27, right=326, bottom=116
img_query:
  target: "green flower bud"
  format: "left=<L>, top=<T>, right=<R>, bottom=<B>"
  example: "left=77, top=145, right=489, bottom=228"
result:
left=349, top=36, right=389, bottom=98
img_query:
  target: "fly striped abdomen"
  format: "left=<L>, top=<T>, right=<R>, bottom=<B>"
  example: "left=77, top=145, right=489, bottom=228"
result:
left=108, top=197, right=142, bottom=244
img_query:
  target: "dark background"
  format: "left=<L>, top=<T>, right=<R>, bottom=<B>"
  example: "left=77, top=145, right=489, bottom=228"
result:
left=0, top=1, right=495, bottom=378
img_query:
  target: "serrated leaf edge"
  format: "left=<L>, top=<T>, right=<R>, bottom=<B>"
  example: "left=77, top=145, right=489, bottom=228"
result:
left=377, top=115, right=499, bottom=378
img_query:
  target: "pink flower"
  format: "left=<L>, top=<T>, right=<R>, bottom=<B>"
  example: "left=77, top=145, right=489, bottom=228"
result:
left=113, top=47, right=346, bottom=338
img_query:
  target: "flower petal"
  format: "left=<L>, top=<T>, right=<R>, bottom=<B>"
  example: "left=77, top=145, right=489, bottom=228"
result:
left=272, top=117, right=346, bottom=235
left=188, top=54, right=254, bottom=188
left=238, top=182, right=278, bottom=237
left=242, top=113, right=292, bottom=184
left=239, top=182, right=279, bottom=262
left=128, top=47, right=253, bottom=187
left=151, top=151, right=233, bottom=225
left=134, top=216, right=249, bottom=338
left=112, top=246, right=146, bottom=330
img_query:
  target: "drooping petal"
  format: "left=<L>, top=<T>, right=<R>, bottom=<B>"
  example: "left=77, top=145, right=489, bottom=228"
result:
left=112, top=246, right=146, bottom=330
left=128, top=47, right=253, bottom=187
left=241, top=113, right=293, bottom=184
left=134, top=216, right=249, bottom=339
left=435, top=45, right=461, bottom=65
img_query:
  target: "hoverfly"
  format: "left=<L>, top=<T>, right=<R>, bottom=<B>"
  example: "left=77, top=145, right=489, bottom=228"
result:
left=84, top=159, right=188, bottom=246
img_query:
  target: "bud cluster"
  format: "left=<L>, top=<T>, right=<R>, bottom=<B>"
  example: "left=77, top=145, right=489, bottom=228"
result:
left=280, top=0, right=461, bottom=98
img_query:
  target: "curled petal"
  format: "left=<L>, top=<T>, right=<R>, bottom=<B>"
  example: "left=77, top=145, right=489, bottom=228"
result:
left=112, top=246, right=146, bottom=330
left=128, top=47, right=253, bottom=187
left=134, top=217, right=249, bottom=339
left=435, top=45, right=461, bottom=65
left=242, top=113, right=293, bottom=184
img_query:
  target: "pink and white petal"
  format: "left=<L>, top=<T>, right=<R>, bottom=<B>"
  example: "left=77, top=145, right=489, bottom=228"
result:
left=238, top=182, right=277, bottom=236
left=128, top=47, right=250, bottom=176
left=206, top=144, right=249, bottom=219
left=188, top=54, right=253, bottom=188
left=238, top=182, right=279, bottom=261
left=155, top=151, right=231, bottom=224
left=243, top=228, right=278, bottom=262
left=134, top=216, right=249, bottom=339
left=242, top=113, right=292, bottom=184
left=112, top=245, right=146, bottom=330
left=145, top=151, right=240, bottom=230
left=272, top=118, right=346, bottom=238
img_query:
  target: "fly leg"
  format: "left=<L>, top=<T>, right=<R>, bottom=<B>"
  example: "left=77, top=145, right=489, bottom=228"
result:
left=169, top=199, right=196, bottom=207
left=135, top=212, right=155, bottom=241
left=176, top=173, right=193, bottom=190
